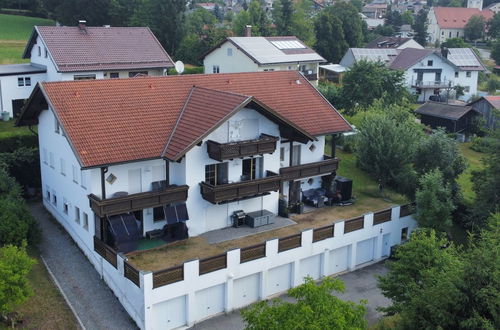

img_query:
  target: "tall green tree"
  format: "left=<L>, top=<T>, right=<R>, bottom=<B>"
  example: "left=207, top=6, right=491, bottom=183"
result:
left=465, top=15, right=485, bottom=41
left=415, top=169, right=455, bottom=232
left=233, top=9, right=252, bottom=36
left=248, top=0, right=272, bottom=36
left=242, top=277, right=367, bottom=329
left=491, top=39, right=500, bottom=65
left=488, top=12, right=500, bottom=38
left=442, top=37, right=469, bottom=48
left=41, top=0, right=112, bottom=25
left=290, top=0, right=315, bottom=46
left=328, top=2, right=364, bottom=47
left=314, top=10, right=347, bottom=63
left=273, top=0, right=293, bottom=35
left=413, top=9, right=428, bottom=46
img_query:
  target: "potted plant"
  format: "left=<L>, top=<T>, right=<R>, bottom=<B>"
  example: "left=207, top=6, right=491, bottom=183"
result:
left=1, top=111, right=9, bottom=122
left=294, top=201, right=304, bottom=214
left=278, top=196, right=289, bottom=217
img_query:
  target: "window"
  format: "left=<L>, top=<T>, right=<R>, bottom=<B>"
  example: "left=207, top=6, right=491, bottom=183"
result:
left=81, top=171, right=87, bottom=189
left=441, top=31, right=444, bottom=36
left=212, top=65, right=220, bottom=73
left=401, top=227, right=408, bottom=241
left=205, top=162, right=228, bottom=185
left=280, top=147, right=285, bottom=162
left=466, top=71, right=471, bottom=78
left=60, top=158, right=66, bottom=176
left=45, top=186, right=50, bottom=200
left=456, top=31, right=459, bottom=37
left=449, top=31, right=451, bottom=37
left=17, top=77, right=30, bottom=87
left=25, top=77, right=31, bottom=86
left=37, top=46, right=41, bottom=56
left=72, top=165, right=79, bottom=184
left=42, top=148, right=48, bottom=164
left=49, top=152, right=55, bottom=169
left=83, top=212, right=89, bottom=230
left=242, top=157, right=263, bottom=180
left=427, top=60, right=433, bottom=66
left=153, top=206, right=165, bottom=221
left=18, top=78, right=24, bottom=87
left=109, top=72, right=119, bottom=79
left=75, top=206, right=80, bottom=224
left=291, top=145, right=301, bottom=166
left=74, top=74, right=96, bottom=80
left=128, top=71, right=148, bottom=78
left=54, top=117, right=60, bottom=133
left=309, top=144, right=316, bottom=152
left=44, top=47, right=48, bottom=58
left=263, top=68, right=274, bottom=72
left=455, top=71, right=459, bottom=78
left=63, top=198, right=69, bottom=215
left=227, top=48, right=233, bottom=56
left=299, top=64, right=307, bottom=73
left=51, top=191, right=57, bottom=206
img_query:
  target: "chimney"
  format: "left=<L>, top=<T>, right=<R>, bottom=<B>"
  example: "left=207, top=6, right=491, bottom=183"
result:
left=441, top=46, right=449, bottom=58
left=245, top=25, right=252, bottom=37
left=78, top=20, right=87, bottom=32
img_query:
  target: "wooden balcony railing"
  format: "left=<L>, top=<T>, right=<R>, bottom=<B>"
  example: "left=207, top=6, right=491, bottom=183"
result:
left=94, top=236, right=117, bottom=268
left=153, top=265, right=184, bottom=288
left=373, top=209, right=392, bottom=225
left=206, top=134, right=279, bottom=161
left=240, top=243, right=266, bottom=263
left=199, top=253, right=227, bottom=275
left=280, top=155, right=339, bottom=181
left=200, top=171, right=281, bottom=204
left=302, top=72, right=318, bottom=81
left=344, top=216, right=364, bottom=234
left=89, top=185, right=189, bottom=217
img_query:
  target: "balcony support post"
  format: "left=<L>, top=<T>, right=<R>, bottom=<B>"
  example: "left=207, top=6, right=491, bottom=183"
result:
left=288, top=140, right=294, bottom=207
left=164, top=159, right=170, bottom=186
left=100, top=167, right=108, bottom=199
left=330, top=134, right=336, bottom=158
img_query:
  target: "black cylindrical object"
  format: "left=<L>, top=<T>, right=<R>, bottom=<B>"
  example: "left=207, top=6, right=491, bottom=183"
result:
left=335, top=176, right=352, bottom=201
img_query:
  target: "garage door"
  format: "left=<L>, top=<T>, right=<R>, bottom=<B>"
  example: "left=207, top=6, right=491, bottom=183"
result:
left=195, top=284, right=225, bottom=321
left=356, top=238, right=375, bottom=266
left=328, top=246, right=349, bottom=275
left=233, top=273, right=260, bottom=308
left=152, top=295, right=186, bottom=330
left=299, top=254, right=321, bottom=283
left=267, top=263, right=292, bottom=296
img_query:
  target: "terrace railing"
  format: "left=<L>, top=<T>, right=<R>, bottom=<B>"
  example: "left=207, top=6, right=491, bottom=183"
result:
left=312, top=224, right=335, bottom=242
left=199, top=253, right=227, bottom=275
left=373, top=209, right=392, bottom=225
left=94, top=236, right=117, bottom=268
left=240, top=243, right=266, bottom=263
left=124, top=260, right=140, bottom=287
left=153, top=265, right=184, bottom=288
left=278, top=233, right=302, bottom=252
left=344, top=216, right=364, bottom=234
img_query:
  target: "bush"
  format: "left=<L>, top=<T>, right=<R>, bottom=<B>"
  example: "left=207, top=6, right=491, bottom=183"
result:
left=0, top=147, right=41, bottom=191
left=0, top=134, right=38, bottom=153
left=470, top=136, right=498, bottom=153
left=336, top=134, right=356, bottom=153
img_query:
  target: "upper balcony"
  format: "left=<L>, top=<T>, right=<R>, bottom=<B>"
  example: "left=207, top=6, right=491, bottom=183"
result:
left=411, top=79, right=451, bottom=89
left=280, top=155, right=339, bottom=181
left=200, top=171, right=281, bottom=204
left=206, top=134, right=279, bottom=162
left=89, top=182, right=189, bottom=217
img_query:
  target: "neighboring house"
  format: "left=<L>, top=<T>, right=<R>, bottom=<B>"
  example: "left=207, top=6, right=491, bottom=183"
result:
left=340, top=47, right=486, bottom=102
left=468, top=95, right=500, bottom=129
left=416, top=101, right=480, bottom=134
left=365, top=36, right=424, bottom=49
left=196, top=2, right=216, bottom=11
left=203, top=34, right=325, bottom=83
left=398, top=24, right=414, bottom=38
left=0, top=22, right=174, bottom=118
left=362, top=3, right=387, bottom=18
left=485, top=2, right=500, bottom=13
left=427, top=6, right=494, bottom=43
left=360, top=12, right=385, bottom=30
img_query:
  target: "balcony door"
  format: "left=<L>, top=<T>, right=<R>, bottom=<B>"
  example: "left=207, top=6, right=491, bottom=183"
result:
left=242, top=157, right=263, bottom=181
left=205, top=163, right=228, bottom=185
left=128, top=169, right=142, bottom=194
left=292, top=145, right=301, bottom=166
left=435, top=72, right=441, bottom=83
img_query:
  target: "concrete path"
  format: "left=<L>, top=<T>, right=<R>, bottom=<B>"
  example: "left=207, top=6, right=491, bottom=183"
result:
left=190, top=262, right=390, bottom=330
left=29, top=202, right=137, bottom=330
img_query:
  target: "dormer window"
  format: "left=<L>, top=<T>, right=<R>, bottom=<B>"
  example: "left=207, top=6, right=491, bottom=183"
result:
left=427, top=60, right=433, bottom=66
left=37, top=46, right=41, bottom=56
left=227, top=48, right=233, bottom=56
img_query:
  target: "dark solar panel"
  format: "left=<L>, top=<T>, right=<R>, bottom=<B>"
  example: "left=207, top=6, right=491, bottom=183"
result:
left=175, top=203, right=189, bottom=222
left=164, top=205, right=178, bottom=224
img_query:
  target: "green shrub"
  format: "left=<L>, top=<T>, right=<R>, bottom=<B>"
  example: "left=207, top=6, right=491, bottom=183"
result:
left=0, top=134, right=38, bottom=153
left=470, top=136, right=498, bottom=152
left=0, top=147, right=41, bottom=190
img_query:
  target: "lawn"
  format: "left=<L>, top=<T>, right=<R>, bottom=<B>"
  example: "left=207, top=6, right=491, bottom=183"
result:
left=0, top=119, right=33, bottom=137
left=0, top=250, right=78, bottom=330
left=457, top=142, right=484, bottom=205
left=0, top=14, right=54, bottom=64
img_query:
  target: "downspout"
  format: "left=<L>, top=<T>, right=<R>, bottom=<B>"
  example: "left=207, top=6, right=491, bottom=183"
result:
left=288, top=139, right=294, bottom=206
left=164, top=159, right=170, bottom=186
left=100, top=167, right=108, bottom=199
left=331, top=134, right=336, bottom=158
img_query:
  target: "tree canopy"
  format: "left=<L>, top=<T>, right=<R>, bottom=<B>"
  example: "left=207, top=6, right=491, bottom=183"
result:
left=465, top=15, right=485, bottom=41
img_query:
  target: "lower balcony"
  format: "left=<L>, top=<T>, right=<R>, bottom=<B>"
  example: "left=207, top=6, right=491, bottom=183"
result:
left=89, top=184, right=189, bottom=217
left=200, top=171, right=281, bottom=204
left=280, top=155, right=339, bottom=181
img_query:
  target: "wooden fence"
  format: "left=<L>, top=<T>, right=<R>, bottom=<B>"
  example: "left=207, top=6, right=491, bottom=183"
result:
left=312, top=224, right=335, bottom=242
left=399, top=203, right=416, bottom=217
left=153, top=265, right=184, bottom=288
left=199, top=253, right=227, bottom=275
left=124, top=261, right=140, bottom=287
left=344, top=216, right=364, bottom=234
left=278, top=233, right=302, bottom=252
left=240, top=243, right=266, bottom=263
left=93, top=236, right=117, bottom=268
left=373, top=209, right=392, bottom=225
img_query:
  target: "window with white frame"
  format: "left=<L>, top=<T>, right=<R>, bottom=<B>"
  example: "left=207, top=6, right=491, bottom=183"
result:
left=83, top=212, right=89, bottom=230
left=227, top=48, right=233, bottom=56
left=42, top=148, right=48, bottom=164
left=455, top=71, right=459, bottom=78
left=75, top=206, right=80, bottom=224
left=466, top=71, right=471, bottom=78
left=17, top=77, right=31, bottom=87
left=81, top=170, right=87, bottom=189
left=54, top=117, right=60, bottom=133
left=37, top=46, right=41, bottom=56
left=51, top=190, right=57, bottom=206
left=60, top=158, right=66, bottom=176
left=63, top=198, right=69, bottom=215
left=72, top=165, right=79, bottom=184
left=49, top=152, right=55, bottom=168
left=45, top=186, right=50, bottom=200
left=44, top=47, right=48, bottom=58
left=280, top=147, right=285, bottom=162
left=212, top=65, right=220, bottom=73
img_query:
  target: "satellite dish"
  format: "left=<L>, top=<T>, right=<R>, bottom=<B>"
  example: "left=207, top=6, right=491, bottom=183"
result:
left=175, top=61, right=185, bottom=74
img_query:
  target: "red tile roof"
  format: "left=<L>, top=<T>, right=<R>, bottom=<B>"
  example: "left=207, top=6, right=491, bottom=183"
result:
left=433, top=7, right=494, bottom=29
left=23, top=26, right=174, bottom=72
left=22, top=71, right=351, bottom=168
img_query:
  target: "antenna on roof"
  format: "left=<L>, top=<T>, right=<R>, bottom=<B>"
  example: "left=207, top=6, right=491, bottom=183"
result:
left=175, top=61, right=185, bottom=75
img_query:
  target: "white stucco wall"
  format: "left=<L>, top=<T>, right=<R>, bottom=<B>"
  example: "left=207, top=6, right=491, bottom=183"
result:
left=0, top=71, right=45, bottom=117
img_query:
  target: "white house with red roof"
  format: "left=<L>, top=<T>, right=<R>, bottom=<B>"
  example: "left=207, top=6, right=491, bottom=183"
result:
left=427, top=5, right=494, bottom=43
left=16, top=71, right=416, bottom=329
left=0, top=21, right=173, bottom=118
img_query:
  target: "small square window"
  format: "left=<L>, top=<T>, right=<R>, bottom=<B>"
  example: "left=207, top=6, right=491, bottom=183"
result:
left=45, top=186, right=50, bottom=200
left=213, top=65, right=220, bottom=73
left=18, top=78, right=24, bottom=87
left=24, top=77, right=31, bottom=86
left=466, top=71, right=471, bottom=78
left=110, top=72, right=119, bottom=78
left=37, top=46, right=41, bottom=56
left=75, top=206, right=80, bottom=224
left=44, top=47, right=48, bottom=58
left=63, top=199, right=69, bottom=215
left=401, top=227, right=408, bottom=241
left=83, top=212, right=88, bottom=230
left=309, top=144, right=316, bottom=152
left=49, top=152, right=55, bottom=168
left=153, top=206, right=165, bottom=221
left=51, top=191, right=57, bottom=206
left=106, top=173, right=117, bottom=184
left=455, top=71, right=459, bottom=78
left=60, top=158, right=66, bottom=176
left=227, top=48, right=233, bottom=56
left=427, top=60, right=433, bottom=66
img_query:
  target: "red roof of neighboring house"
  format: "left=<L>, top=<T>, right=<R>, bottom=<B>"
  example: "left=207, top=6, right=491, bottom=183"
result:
left=23, top=26, right=174, bottom=72
left=18, top=71, right=351, bottom=168
left=483, top=95, right=500, bottom=108
left=433, top=7, right=494, bottom=29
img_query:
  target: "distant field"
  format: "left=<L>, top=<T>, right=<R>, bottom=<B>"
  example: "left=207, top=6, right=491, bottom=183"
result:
left=0, top=14, right=54, bottom=64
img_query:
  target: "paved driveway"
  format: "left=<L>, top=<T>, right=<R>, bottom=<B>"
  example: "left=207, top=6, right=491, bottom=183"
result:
left=29, top=202, right=137, bottom=330
left=191, top=262, right=390, bottom=330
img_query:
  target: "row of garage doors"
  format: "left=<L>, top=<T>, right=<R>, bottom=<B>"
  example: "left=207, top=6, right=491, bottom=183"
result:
left=152, top=236, right=387, bottom=329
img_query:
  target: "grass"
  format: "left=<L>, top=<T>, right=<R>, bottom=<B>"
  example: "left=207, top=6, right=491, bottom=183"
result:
left=0, top=14, right=54, bottom=64
left=0, top=249, right=78, bottom=330
left=457, top=142, right=484, bottom=205
left=0, top=119, right=33, bottom=137
left=127, top=149, right=408, bottom=272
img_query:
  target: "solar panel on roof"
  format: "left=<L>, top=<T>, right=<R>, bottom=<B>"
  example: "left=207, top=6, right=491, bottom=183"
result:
left=271, top=40, right=306, bottom=49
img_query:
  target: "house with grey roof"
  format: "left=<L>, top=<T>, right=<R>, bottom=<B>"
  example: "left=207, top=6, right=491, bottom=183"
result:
left=365, top=36, right=423, bottom=49
left=0, top=21, right=174, bottom=118
left=202, top=31, right=325, bottom=84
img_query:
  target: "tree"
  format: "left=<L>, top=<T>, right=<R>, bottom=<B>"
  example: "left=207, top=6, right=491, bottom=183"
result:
left=378, top=229, right=460, bottom=315
left=491, top=39, right=500, bottom=65
left=413, top=9, right=428, bottom=46
left=273, top=0, right=293, bottom=35
left=441, top=37, right=469, bottom=48
left=242, top=277, right=367, bottom=329
left=401, top=11, right=414, bottom=26
left=351, top=0, right=363, bottom=11
left=338, top=60, right=409, bottom=111
left=213, top=4, right=223, bottom=22
left=314, top=11, right=347, bottom=63
left=465, top=15, right=485, bottom=41
left=289, top=0, right=315, bottom=47
left=372, top=24, right=395, bottom=37
left=488, top=12, right=500, bottom=38
left=233, top=10, right=252, bottom=36
left=0, top=244, right=36, bottom=320
left=248, top=0, right=272, bottom=36
left=328, top=2, right=364, bottom=47
left=415, top=169, right=455, bottom=232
